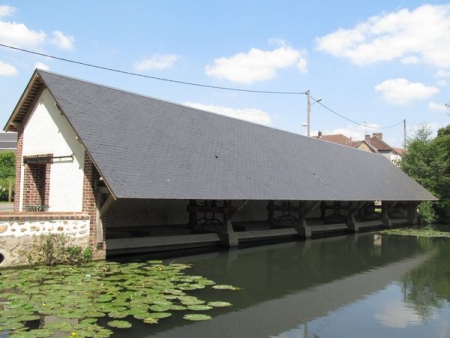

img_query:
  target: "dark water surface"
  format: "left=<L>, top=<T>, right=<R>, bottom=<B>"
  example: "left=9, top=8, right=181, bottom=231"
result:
left=113, top=233, right=450, bottom=338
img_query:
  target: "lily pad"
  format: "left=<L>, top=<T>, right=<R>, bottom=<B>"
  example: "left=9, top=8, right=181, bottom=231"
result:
left=107, top=320, right=132, bottom=329
left=208, top=301, right=232, bottom=308
left=150, top=304, right=171, bottom=312
left=183, top=314, right=212, bottom=321
left=28, top=328, right=55, bottom=337
left=212, top=284, right=240, bottom=290
left=187, top=304, right=213, bottom=311
left=170, top=305, right=187, bottom=311
left=108, top=311, right=129, bottom=319
left=143, top=317, right=159, bottom=324
left=179, top=297, right=205, bottom=306
left=148, top=312, right=172, bottom=319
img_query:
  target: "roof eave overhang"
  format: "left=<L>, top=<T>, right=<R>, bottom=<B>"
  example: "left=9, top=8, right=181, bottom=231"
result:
left=4, top=70, right=44, bottom=132
left=3, top=69, right=118, bottom=201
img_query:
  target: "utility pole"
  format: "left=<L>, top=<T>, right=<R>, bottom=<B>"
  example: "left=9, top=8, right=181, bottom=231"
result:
left=306, top=89, right=311, bottom=137
left=403, top=119, right=406, bottom=150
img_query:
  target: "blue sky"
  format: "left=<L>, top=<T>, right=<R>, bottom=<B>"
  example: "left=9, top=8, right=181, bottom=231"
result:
left=0, top=1, right=449, bottom=147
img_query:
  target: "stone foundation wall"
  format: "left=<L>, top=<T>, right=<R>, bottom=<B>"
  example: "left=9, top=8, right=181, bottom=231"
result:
left=0, top=212, right=90, bottom=268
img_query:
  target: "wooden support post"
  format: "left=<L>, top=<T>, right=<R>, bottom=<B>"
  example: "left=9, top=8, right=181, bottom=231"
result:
left=304, top=201, right=320, bottom=217
left=407, top=202, right=419, bottom=226
left=219, top=200, right=238, bottom=247
left=188, top=200, right=197, bottom=228
left=381, top=202, right=392, bottom=228
left=295, top=201, right=311, bottom=238
left=386, top=201, right=399, bottom=215
left=96, top=193, right=104, bottom=244
left=320, top=202, right=326, bottom=220
left=347, top=202, right=366, bottom=232
left=229, top=200, right=248, bottom=218
left=347, top=213, right=359, bottom=232
left=267, top=200, right=274, bottom=227
left=96, top=193, right=115, bottom=244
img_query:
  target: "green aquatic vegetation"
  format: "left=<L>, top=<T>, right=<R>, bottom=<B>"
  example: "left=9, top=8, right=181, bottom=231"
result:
left=381, top=226, right=450, bottom=238
left=212, top=284, right=241, bottom=290
left=183, top=314, right=212, bottom=321
left=208, top=301, right=232, bottom=308
left=187, top=304, right=213, bottom=311
left=107, top=320, right=132, bottom=329
left=0, top=260, right=239, bottom=336
left=21, top=233, right=93, bottom=266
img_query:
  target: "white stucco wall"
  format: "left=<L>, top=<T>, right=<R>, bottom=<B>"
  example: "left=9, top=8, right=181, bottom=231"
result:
left=21, top=89, right=85, bottom=212
left=379, top=151, right=402, bottom=166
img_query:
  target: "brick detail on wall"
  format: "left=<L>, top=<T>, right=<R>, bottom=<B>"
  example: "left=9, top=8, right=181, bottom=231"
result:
left=22, top=154, right=52, bottom=208
left=82, top=151, right=106, bottom=259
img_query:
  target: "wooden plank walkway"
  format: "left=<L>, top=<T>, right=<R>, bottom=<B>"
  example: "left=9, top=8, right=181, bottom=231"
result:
left=310, top=223, right=348, bottom=233
left=236, top=228, right=297, bottom=240
left=107, top=233, right=220, bottom=254
left=358, top=220, right=384, bottom=229
left=390, top=218, right=409, bottom=225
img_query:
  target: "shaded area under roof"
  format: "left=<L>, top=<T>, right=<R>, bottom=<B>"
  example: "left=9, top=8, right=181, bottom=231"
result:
left=6, top=70, right=437, bottom=201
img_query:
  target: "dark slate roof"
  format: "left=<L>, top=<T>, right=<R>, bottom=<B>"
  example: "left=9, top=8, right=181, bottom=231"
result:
left=6, top=70, right=437, bottom=201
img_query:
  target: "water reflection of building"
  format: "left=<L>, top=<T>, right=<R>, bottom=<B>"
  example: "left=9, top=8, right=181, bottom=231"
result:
left=128, top=234, right=432, bottom=338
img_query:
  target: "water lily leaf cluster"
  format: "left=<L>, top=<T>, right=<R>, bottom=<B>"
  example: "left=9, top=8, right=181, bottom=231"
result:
left=0, top=260, right=239, bottom=336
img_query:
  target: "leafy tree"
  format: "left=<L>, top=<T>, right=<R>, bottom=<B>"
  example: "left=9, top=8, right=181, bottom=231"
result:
left=429, top=125, right=450, bottom=220
left=0, top=151, right=15, bottom=201
left=401, top=124, right=450, bottom=224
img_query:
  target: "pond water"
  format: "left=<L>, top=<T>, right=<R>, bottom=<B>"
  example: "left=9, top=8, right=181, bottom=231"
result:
left=121, top=233, right=450, bottom=338
left=2, top=233, right=450, bottom=338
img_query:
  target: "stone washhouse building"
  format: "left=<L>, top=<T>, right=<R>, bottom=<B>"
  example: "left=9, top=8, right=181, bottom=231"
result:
left=0, top=70, right=437, bottom=267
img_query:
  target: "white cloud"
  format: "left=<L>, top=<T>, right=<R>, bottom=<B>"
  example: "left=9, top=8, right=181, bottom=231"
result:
left=429, top=101, right=448, bottom=112
left=50, top=30, right=74, bottom=50
left=375, top=299, right=427, bottom=328
left=375, top=78, right=439, bottom=105
left=134, top=54, right=180, bottom=71
left=401, top=56, right=421, bottom=65
left=34, top=62, right=49, bottom=71
left=185, top=102, right=271, bottom=126
left=436, top=69, right=450, bottom=78
left=0, top=5, right=15, bottom=17
left=0, top=21, right=46, bottom=49
left=0, top=61, right=17, bottom=76
left=316, top=4, right=450, bottom=69
left=205, top=42, right=307, bottom=84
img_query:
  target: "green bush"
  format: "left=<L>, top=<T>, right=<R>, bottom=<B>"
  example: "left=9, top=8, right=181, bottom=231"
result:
left=24, top=233, right=93, bottom=266
left=418, top=201, right=436, bottom=227
left=0, top=151, right=15, bottom=201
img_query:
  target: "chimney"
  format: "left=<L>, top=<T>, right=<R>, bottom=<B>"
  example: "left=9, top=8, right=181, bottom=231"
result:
left=373, top=132, right=382, bottom=139
left=365, top=134, right=370, bottom=142
left=318, top=131, right=322, bottom=138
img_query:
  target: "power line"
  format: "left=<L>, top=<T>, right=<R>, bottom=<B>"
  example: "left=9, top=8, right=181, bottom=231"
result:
left=0, top=43, right=304, bottom=95
left=0, top=43, right=405, bottom=130
left=310, top=94, right=404, bottom=130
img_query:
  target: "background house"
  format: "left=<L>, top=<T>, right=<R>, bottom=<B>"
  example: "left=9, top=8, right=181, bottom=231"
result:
left=0, top=132, right=17, bottom=152
left=365, top=133, right=403, bottom=165
left=315, top=131, right=378, bottom=153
